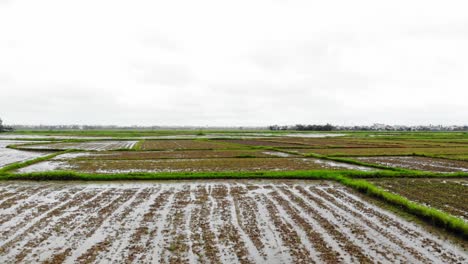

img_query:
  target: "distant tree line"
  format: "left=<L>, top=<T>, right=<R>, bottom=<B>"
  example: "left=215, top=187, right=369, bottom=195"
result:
left=269, top=123, right=468, bottom=131
left=269, top=124, right=335, bottom=131
left=0, top=118, right=14, bottom=132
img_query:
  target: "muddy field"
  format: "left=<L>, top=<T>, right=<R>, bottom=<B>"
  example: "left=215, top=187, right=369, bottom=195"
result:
left=370, top=178, right=468, bottom=220
left=0, top=181, right=465, bottom=263
left=259, top=138, right=468, bottom=148
left=18, top=157, right=374, bottom=174
left=140, top=140, right=240, bottom=150
left=289, top=147, right=468, bottom=156
left=72, top=150, right=288, bottom=160
left=215, top=139, right=309, bottom=148
left=0, top=141, right=46, bottom=168
left=17, top=141, right=137, bottom=151
left=356, top=156, right=468, bottom=172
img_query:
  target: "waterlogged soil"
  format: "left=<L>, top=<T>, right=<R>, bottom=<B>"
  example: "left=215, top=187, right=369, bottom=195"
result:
left=215, top=139, right=309, bottom=148
left=356, top=156, right=468, bottom=172
left=19, top=157, right=374, bottom=173
left=290, top=147, right=468, bottom=156
left=0, top=181, right=465, bottom=263
left=140, top=140, right=241, bottom=150
left=75, top=150, right=276, bottom=160
left=18, top=141, right=137, bottom=151
left=270, top=138, right=406, bottom=148
left=370, top=178, right=468, bottom=220
left=0, top=141, right=47, bottom=168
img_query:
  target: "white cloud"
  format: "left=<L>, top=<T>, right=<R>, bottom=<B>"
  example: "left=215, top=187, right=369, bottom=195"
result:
left=1, top=0, right=467, bottom=125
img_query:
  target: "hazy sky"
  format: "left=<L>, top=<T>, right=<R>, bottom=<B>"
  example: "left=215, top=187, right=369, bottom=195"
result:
left=1, top=0, right=467, bottom=126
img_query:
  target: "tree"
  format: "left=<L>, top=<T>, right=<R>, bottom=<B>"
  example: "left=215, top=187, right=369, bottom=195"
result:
left=0, top=118, right=13, bottom=132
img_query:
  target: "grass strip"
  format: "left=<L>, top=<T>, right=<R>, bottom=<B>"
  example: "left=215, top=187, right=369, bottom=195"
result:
left=132, top=140, right=145, bottom=151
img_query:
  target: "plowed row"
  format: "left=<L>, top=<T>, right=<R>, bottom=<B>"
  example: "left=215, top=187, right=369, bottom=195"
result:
left=17, top=141, right=137, bottom=151
left=0, top=181, right=465, bottom=263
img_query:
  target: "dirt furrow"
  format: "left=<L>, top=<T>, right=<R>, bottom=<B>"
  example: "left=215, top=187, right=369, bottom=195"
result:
left=0, top=188, right=106, bottom=262
left=42, top=188, right=136, bottom=263
left=187, top=185, right=221, bottom=263
left=294, top=185, right=408, bottom=262
left=211, top=184, right=253, bottom=264
left=248, top=186, right=293, bottom=263
left=330, top=187, right=466, bottom=263
left=230, top=185, right=267, bottom=259
left=306, top=186, right=427, bottom=262
left=226, top=184, right=264, bottom=262
left=277, top=185, right=370, bottom=263
left=159, top=185, right=192, bottom=264
left=145, top=187, right=178, bottom=263
left=68, top=188, right=156, bottom=263
left=268, top=186, right=343, bottom=263
left=0, top=184, right=52, bottom=211
left=19, top=188, right=120, bottom=262
left=0, top=186, right=67, bottom=231
left=121, top=189, right=174, bottom=263
left=260, top=188, right=316, bottom=264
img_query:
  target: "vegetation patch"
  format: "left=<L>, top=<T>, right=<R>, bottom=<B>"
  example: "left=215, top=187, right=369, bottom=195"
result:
left=369, top=178, right=468, bottom=220
left=355, top=156, right=468, bottom=173
left=291, top=147, right=468, bottom=156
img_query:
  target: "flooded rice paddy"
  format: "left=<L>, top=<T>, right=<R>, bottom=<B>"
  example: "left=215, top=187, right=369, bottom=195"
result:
left=18, top=156, right=374, bottom=174
left=19, top=141, right=137, bottom=151
left=370, top=178, right=468, bottom=220
left=0, top=180, right=465, bottom=264
left=356, top=156, right=468, bottom=172
left=0, top=141, right=46, bottom=168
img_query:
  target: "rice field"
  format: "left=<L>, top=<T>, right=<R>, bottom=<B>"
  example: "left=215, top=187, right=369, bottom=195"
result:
left=356, top=156, right=468, bottom=172
left=70, top=150, right=286, bottom=160
left=289, top=147, right=468, bottom=156
left=0, top=181, right=465, bottom=263
left=0, top=141, right=47, bottom=168
left=16, top=141, right=137, bottom=151
left=1, top=131, right=468, bottom=264
left=370, top=178, right=468, bottom=220
left=18, top=156, right=374, bottom=174
left=140, top=140, right=240, bottom=150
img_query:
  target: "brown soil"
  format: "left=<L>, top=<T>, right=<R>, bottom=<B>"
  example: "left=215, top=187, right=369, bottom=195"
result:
left=0, top=181, right=465, bottom=263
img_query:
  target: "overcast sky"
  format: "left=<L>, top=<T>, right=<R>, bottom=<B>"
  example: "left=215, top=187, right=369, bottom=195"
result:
left=1, top=0, right=467, bottom=126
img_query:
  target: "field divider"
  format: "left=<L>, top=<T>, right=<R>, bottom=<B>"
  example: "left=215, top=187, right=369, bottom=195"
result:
left=132, top=140, right=145, bottom=150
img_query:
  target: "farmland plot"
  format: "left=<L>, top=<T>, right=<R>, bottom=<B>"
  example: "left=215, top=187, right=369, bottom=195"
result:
left=289, top=147, right=468, bottom=156
left=0, top=181, right=465, bottom=263
left=0, top=141, right=47, bottom=168
left=272, top=138, right=468, bottom=148
left=73, top=150, right=279, bottom=160
left=18, top=157, right=374, bottom=173
left=370, top=178, right=468, bottom=220
left=356, top=156, right=468, bottom=172
left=216, top=139, right=308, bottom=148
left=141, top=140, right=240, bottom=150
left=17, top=141, right=137, bottom=151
